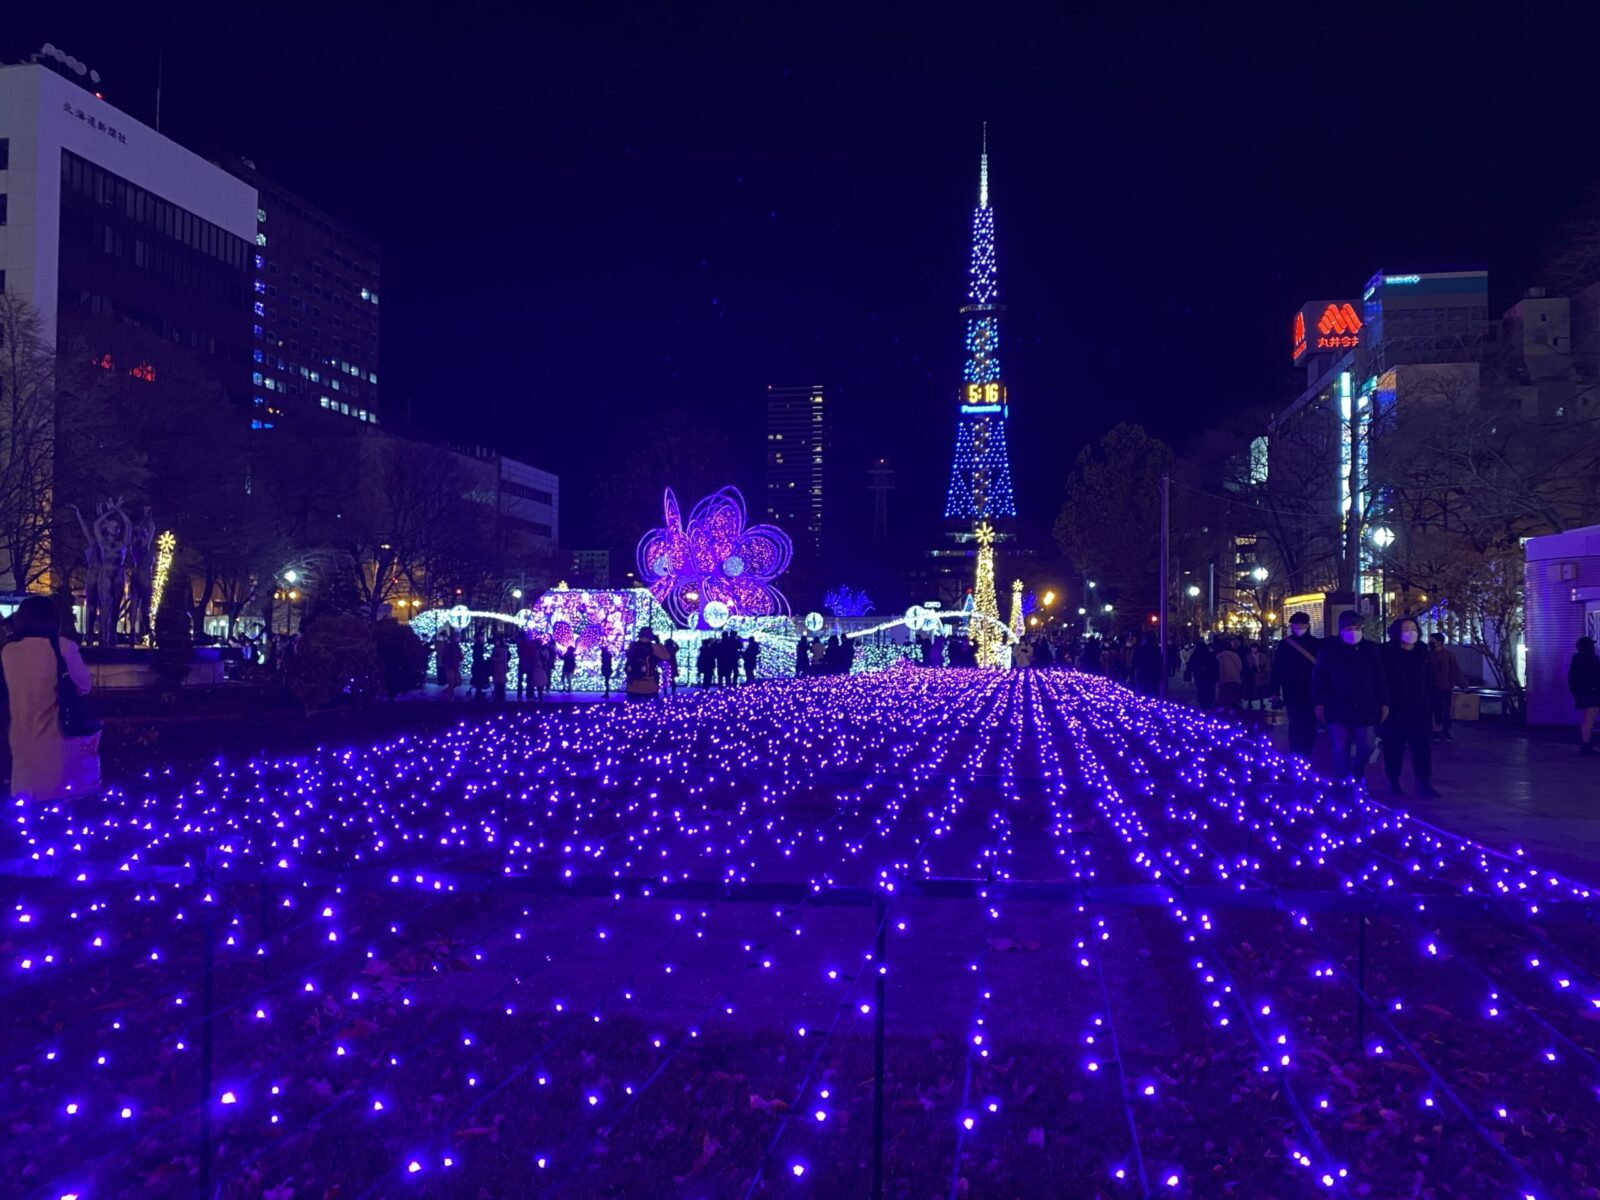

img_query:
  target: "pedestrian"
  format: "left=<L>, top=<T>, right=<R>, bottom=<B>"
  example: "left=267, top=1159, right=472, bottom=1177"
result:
left=600, top=644, right=614, bottom=695
left=3, top=595, right=97, bottom=799
left=470, top=632, right=489, bottom=699
left=528, top=638, right=551, bottom=701
left=1013, top=638, right=1033, bottom=670
left=560, top=643, right=577, bottom=691
left=1313, top=612, right=1388, bottom=786
left=1568, top=636, right=1600, bottom=756
left=623, top=628, right=669, bottom=699
left=1428, top=633, right=1464, bottom=741
left=1214, top=637, right=1244, bottom=710
left=1271, top=612, right=1321, bottom=760
left=795, top=635, right=810, bottom=677
left=1131, top=632, right=1163, bottom=694
left=1380, top=617, right=1438, bottom=796
left=440, top=637, right=463, bottom=699
left=1244, top=643, right=1271, bottom=709
left=810, top=636, right=827, bottom=674
left=515, top=631, right=532, bottom=698
left=663, top=636, right=680, bottom=694
left=698, top=638, right=716, bottom=687
left=1184, top=639, right=1217, bottom=708
left=490, top=636, right=510, bottom=703
left=743, top=635, right=760, bottom=683
left=719, top=631, right=740, bottom=685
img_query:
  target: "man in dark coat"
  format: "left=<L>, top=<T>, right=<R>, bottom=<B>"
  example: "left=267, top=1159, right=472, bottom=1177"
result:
left=1184, top=640, right=1217, bottom=709
left=1131, top=633, right=1164, bottom=696
left=1380, top=617, right=1438, bottom=795
left=1271, top=611, right=1322, bottom=759
left=1313, top=611, right=1388, bottom=785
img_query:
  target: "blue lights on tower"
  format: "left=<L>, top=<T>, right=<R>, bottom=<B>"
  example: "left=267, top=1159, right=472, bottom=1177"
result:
left=944, top=133, right=1017, bottom=524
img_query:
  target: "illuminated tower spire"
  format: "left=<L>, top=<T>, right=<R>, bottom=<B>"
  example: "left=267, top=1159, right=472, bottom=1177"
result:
left=943, top=128, right=1016, bottom=524
left=979, top=122, right=989, bottom=208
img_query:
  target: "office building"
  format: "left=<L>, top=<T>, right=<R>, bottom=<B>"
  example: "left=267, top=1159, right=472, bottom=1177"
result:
left=569, top=549, right=611, bottom=589
left=497, top=455, right=558, bottom=550
left=0, top=60, right=256, bottom=389
left=764, top=384, right=826, bottom=553
left=227, top=158, right=381, bottom=428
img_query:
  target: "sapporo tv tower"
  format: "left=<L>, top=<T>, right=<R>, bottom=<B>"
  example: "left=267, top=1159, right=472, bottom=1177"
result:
left=941, top=126, right=1016, bottom=664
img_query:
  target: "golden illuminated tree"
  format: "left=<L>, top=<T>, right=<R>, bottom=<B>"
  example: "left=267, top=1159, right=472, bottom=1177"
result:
left=972, top=522, right=1001, bottom=667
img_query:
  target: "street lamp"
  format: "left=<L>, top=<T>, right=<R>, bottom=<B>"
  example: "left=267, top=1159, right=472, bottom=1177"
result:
left=1250, top=566, right=1268, bottom=583
left=511, top=588, right=523, bottom=600
left=1042, top=590, right=1057, bottom=608
left=284, top=569, right=298, bottom=584
left=1186, top=585, right=1201, bottom=598
left=1102, top=603, right=1113, bottom=614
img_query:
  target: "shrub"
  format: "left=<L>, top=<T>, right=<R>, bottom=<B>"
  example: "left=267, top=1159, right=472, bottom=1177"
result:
left=373, top=619, right=429, bottom=699
left=153, top=581, right=194, bottom=692
left=286, top=614, right=381, bottom=713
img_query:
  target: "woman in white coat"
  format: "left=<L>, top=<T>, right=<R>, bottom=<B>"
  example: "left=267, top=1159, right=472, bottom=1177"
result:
left=3, top=595, right=93, bottom=799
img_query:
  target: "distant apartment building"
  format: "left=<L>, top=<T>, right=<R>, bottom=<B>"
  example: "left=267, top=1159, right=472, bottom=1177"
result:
left=764, top=384, right=826, bottom=554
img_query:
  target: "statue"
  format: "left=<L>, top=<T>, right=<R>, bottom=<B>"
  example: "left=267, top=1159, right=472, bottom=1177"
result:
left=124, top=507, right=158, bottom=644
left=72, top=500, right=135, bottom=647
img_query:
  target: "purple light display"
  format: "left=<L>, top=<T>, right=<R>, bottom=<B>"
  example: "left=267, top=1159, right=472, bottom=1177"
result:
left=636, top=486, right=793, bottom=627
left=4, top=669, right=1598, bottom=1196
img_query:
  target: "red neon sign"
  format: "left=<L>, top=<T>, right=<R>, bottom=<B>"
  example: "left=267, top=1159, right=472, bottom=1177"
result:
left=1295, top=302, right=1362, bottom=360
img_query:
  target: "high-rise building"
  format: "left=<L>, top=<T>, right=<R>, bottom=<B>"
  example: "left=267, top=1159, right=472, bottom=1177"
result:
left=226, top=158, right=381, bottom=430
left=0, top=61, right=256, bottom=387
left=943, top=128, right=1016, bottom=526
left=764, top=383, right=825, bottom=553
left=1271, top=269, right=1488, bottom=598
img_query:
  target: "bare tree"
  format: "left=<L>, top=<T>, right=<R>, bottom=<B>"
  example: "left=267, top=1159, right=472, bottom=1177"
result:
left=0, top=297, right=58, bottom=590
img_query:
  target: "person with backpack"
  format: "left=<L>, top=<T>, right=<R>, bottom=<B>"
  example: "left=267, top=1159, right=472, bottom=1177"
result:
left=624, top=628, right=669, bottom=699
left=1271, top=612, right=1321, bottom=759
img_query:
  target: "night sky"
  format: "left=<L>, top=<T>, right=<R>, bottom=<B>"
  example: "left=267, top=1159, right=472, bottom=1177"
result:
left=10, top=6, right=1600, bottom=555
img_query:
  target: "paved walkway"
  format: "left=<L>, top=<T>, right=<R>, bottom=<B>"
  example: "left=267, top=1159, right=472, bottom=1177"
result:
left=1154, top=675, right=1600, bottom=882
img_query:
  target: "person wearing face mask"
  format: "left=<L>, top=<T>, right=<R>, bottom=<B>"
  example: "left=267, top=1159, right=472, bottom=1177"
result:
left=1380, top=617, right=1439, bottom=796
left=1313, top=611, right=1388, bottom=785
left=1271, top=611, right=1322, bottom=758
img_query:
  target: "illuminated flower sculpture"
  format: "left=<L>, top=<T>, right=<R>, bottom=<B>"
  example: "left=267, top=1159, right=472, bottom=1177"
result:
left=637, top=486, right=793, bottom=627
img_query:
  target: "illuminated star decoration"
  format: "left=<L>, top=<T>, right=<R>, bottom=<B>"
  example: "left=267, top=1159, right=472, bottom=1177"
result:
left=637, top=486, right=793, bottom=628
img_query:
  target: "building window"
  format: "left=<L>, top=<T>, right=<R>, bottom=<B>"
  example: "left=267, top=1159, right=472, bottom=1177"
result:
left=0, top=193, right=7, bottom=226
left=0, top=138, right=8, bottom=170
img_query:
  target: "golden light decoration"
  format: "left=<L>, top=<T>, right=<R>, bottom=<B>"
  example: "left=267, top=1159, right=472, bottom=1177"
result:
left=1009, top=578, right=1025, bottom=641
left=148, top=530, right=177, bottom=635
left=971, top=522, right=1002, bottom=668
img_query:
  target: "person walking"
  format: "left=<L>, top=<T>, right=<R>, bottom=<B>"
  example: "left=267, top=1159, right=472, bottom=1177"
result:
left=1013, top=638, right=1034, bottom=670
left=1131, top=632, right=1162, bottom=695
left=1380, top=617, right=1438, bottom=795
left=1271, top=612, right=1322, bottom=760
left=1244, top=643, right=1271, bottom=710
left=489, top=637, right=510, bottom=703
left=1184, top=639, right=1217, bottom=709
left=1214, top=637, right=1244, bottom=710
left=560, top=643, right=577, bottom=692
left=697, top=638, right=715, bottom=688
left=1427, top=633, right=1464, bottom=741
left=515, top=631, right=532, bottom=699
left=795, top=635, right=810, bottom=677
left=440, top=637, right=463, bottom=699
left=470, top=633, right=489, bottom=700
left=1314, top=612, right=1388, bottom=786
left=527, top=638, right=551, bottom=701
left=599, top=644, right=614, bottom=695
left=4, top=595, right=97, bottom=799
left=663, top=635, right=680, bottom=694
left=1569, top=636, right=1600, bottom=756
left=742, top=636, right=760, bottom=683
